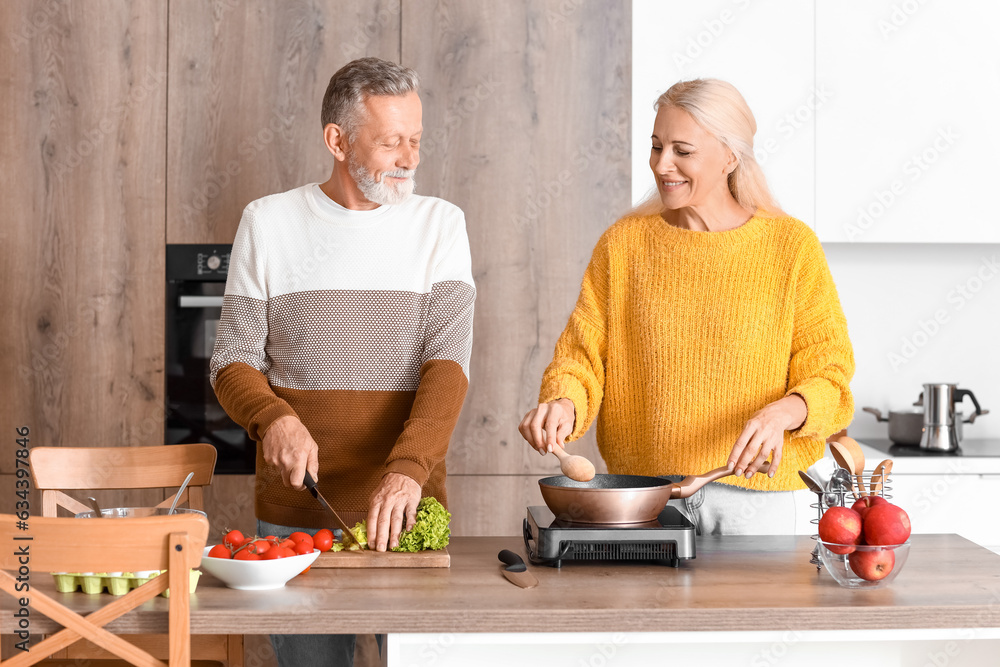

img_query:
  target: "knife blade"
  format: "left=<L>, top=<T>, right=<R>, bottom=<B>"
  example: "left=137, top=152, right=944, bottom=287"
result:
left=498, top=549, right=538, bottom=589
left=303, top=471, right=364, bottom=547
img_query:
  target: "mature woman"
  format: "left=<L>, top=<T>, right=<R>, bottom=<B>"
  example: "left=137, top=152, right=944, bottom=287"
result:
left=519, top=79, right=854, bottom=534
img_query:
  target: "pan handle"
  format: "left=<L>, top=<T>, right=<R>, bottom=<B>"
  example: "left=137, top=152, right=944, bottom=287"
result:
left=670, top=463, right=771, bottom=500
left=862, top=407, right=889, bottom=422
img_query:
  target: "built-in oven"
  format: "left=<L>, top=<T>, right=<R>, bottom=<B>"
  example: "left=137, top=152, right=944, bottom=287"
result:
left=166, top=244, right=255, bottom=473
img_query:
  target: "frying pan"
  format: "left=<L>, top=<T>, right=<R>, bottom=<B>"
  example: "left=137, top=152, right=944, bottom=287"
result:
left=538, top=465, right=768, bottom=524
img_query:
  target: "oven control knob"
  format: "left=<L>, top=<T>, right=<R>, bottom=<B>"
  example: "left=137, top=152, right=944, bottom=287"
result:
left=206, top=255, right=221, bottom=270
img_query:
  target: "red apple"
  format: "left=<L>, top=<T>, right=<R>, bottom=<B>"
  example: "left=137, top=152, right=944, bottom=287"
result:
left=863, top=503, right=911, bottom=546
left=818, top=506, right=862, bottom=554
left=848, top=548, right=896, bottom=581
left=850, top=495, right=889, bottom=521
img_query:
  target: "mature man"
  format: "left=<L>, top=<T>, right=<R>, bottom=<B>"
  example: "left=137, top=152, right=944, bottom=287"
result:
left=210, top=57, right=474, bottom=665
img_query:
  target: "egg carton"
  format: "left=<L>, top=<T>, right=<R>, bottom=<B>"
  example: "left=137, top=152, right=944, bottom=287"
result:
left=51, top=569, right=201, bottom=597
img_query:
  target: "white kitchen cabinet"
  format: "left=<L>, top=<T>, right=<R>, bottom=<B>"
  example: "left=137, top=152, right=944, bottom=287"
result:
left=632, top=0, right=816, bottom=226
left=814, top=0, right=1000, bottom=243
left=884, top=473, right=1000, bottom=555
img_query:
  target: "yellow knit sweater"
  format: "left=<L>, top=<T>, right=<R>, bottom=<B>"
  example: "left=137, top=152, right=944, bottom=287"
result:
left=539, top=212, right=855, bottom=491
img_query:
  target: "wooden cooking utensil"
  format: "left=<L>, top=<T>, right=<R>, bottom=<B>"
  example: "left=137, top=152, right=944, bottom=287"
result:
left=836, top=436, right=867, bottom=498
left=870, top=459, right=893, bottom=495
left=828, top=440, right=859, bottom=501
left=670, top=463, right=771, bottom=499
left=551, top=444, right=596, bottom=482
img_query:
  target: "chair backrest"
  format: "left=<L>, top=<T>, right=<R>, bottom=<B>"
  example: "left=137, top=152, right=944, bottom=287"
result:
left=30, top=444, right=217, bottom=517
left=0, top=512, right=209, bottom=666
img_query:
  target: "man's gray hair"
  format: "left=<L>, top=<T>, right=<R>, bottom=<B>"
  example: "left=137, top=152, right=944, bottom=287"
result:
left=321, top=57, right=420, bottom=142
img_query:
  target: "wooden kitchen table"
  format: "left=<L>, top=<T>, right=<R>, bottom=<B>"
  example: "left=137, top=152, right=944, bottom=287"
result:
left=6, top=535, right=1000, bottom=665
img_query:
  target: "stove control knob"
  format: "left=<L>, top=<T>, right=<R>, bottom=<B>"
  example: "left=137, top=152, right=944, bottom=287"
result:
left=206, top=255, right=221, bottom=270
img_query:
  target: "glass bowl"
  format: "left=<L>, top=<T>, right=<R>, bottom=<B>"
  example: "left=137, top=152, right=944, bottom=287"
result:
left=75, top=507, right=207, bottom=519
left=816, top=540, right=910, bottom=589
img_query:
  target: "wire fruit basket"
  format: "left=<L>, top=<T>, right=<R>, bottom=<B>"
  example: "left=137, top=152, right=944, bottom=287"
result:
left=809, top=470, right=892, bottom=569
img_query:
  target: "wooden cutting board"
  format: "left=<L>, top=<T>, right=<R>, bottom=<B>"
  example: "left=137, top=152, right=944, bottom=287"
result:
left=313, top=548, right=450, bottom=568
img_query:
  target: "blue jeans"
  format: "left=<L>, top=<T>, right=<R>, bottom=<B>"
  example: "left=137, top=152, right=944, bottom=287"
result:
left=257, top=519, right=384, bottom=667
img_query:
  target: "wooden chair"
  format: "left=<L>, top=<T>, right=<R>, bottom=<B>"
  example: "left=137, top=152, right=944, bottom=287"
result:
left=28, top=445, right=243, bottom=667
left=0, top=511, right=209, bottom=666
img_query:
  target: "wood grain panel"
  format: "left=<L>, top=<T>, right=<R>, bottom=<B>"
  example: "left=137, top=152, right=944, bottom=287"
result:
left=447, top=474, right=547, bottom=537
left=0, top=1, right=168, bottom=471
left=167, top=0, right=402, bottom=244
left=201, top=473, right=257, bottom=539
left=402, top=1, right=631, bottom=475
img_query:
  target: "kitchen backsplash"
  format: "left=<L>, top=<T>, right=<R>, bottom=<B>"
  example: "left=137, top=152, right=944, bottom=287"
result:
left=825, top=243, right=1000, bottom=440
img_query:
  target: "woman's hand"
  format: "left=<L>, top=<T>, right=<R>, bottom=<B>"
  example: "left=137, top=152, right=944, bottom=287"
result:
left=727, top=394, right=808, bottom=479
left=519, top=398, right=576, bottom=455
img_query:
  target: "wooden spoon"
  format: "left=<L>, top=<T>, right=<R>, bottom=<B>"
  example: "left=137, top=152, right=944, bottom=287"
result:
left=828, top=440, right=859, bottom=501
left=870, top=459, right=893, bottom=496
left=836, top=436, right=867, bottom=498
left=552, top=445, right=596, bottom=482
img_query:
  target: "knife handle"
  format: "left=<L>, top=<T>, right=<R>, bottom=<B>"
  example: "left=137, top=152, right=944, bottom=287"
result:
left=498, top=549, right=527, bottom=572
left=303, top=470, right=318, bottom=490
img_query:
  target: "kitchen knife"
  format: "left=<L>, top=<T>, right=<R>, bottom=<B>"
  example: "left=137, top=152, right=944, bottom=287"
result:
left=497, top=549, right=538, bottom=589
left=303, top=471, right=364, bottom=547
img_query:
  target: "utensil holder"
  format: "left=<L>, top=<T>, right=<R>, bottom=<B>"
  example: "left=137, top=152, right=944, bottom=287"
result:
left=809, top=471, right=893, bottom=570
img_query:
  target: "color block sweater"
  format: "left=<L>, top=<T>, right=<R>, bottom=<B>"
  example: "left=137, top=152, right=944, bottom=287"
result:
left=210, top=184, right=474, bottom=527
left=538, top=212, right=854, bottom=491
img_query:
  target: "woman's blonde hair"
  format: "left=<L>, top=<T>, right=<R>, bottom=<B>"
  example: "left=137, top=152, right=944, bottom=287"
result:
left=631, top=78, right=785, bottom=218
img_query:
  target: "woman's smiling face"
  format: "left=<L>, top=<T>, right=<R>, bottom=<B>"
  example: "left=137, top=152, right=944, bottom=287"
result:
left=649, top=105, right=737, bottom=211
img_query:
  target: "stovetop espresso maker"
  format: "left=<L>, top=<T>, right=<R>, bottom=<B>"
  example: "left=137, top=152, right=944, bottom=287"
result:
left=919, top=383, right=984, bottom=452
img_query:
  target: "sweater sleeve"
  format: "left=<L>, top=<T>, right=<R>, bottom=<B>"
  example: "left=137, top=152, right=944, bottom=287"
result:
left=210, top=207, right=297, bottom=441
left=538, top=233, right=610, bottom=442
left=784, top=235, right=856, bottom=440
left=384, top=214, right=475, bottom=486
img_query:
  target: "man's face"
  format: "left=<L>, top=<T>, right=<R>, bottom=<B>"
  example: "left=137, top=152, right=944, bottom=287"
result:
left=346, top=91, right=422, bottom=205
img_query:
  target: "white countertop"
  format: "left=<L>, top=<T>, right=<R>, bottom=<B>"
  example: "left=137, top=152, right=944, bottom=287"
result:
left=850, top=439, right=1000, bottom=475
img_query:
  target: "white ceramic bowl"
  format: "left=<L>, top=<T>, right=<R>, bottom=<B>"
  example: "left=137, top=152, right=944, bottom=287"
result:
left=199, top=547, right=320, bottom=590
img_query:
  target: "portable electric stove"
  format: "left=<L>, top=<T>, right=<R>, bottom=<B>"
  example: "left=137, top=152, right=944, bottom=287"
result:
left=523, top=505, right=696, bottom=568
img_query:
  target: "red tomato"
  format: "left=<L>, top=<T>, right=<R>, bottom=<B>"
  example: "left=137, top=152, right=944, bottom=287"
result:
left=313, top=529, right=334, bottom=552
left=263, top=546, right=295, bottom=560
left=223, top=530, right=245, bottom=549
left=233, top=549, right=261, bottom=561
left=208, top=544, right=232, bottom=559
left=288, top=532, right=314, bottom=550
left=250, top=540, right=271, bottom=555
left=264, top=535, right=278, bottom=541
left=278, top=538, right=296, bottom=549
left=293, top=541, right=314, bottom=556
left=299, top=565, right=311, bottom=575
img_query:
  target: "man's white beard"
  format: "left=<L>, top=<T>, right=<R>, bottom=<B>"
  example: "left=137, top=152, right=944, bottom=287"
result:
left=349, top=153, right=415, bottom=206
